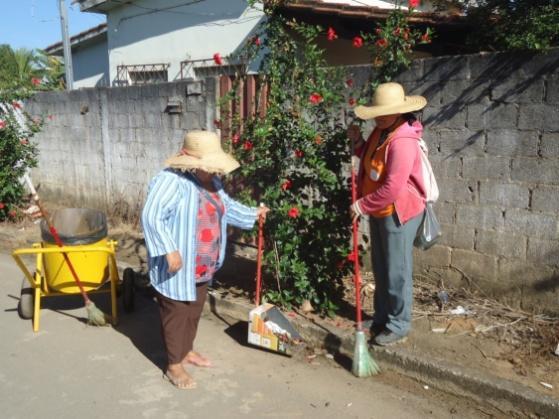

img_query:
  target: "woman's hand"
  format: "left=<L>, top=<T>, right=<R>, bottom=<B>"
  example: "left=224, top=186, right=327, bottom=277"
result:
left=347, top=124, right=362, bottom=144
left=257, top=205, right=270, bottom=221
left=166, top=251, right=183, bottom=273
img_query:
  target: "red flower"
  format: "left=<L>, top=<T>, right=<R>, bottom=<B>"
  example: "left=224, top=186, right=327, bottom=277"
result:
left=348, top=98, right=356, bottom=106
left=213, top=53, right=223, bottom=65
left=31, top=77, right=41, bottom=86
left=375, top=28, right=382, bottom=35
left=352, top=36, right=364, bottom=48
left=232, top=133, right=240, bottom=144
left=309, top=93, right=323, bottom=105
left=327, top=27, right=338, bottom=41
left=347, top=251, right=357, bottom=262
left=314, top=135, right=322, bottom=145
left=20, top=138, right=28, bottom=145
left=12, top=101, right=21, bottom=109
left=281, top=179, right=292, bottom=191
left=288, top=207, right=300, bottom=218
left=403, top=29, right=410, bottom=41
left=253, top=37, right=262, bottom=46
left=0, top=120, right=5, bottom=129
left=375, top=38, right=388, bottom=48
left=243, top=140, right=253, bottom=151
left=0, top=203, right=4, bottom=209
left=8, top=210, right=16, bottom=218
left=346, top=79, right=353, bottom=88
left=421, top=32, right=431, bottom=43
left=393, top=27, right=401, bottom=36
left=213, top=119, right=221, bottom=128
left=294, top=149, right=304, bottom=158
left=408, top=0, right=420, bottom=8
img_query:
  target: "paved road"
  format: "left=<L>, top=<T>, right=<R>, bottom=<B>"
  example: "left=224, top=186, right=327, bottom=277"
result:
left=0, top=253, right=500, bottom=419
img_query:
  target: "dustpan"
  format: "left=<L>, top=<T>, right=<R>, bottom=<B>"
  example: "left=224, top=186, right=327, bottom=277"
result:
left=247, top=207, right=302, bottom=354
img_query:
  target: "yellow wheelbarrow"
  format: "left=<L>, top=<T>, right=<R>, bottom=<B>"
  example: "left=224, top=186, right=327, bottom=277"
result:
left=11, top=208, right=135, bottom=332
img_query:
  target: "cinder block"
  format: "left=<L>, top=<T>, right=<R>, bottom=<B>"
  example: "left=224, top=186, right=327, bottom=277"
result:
left=414, top=245, right=452, bottom=270
left=479, top=182, right=530, bottom=209
left=491, top=77, right=545, bottom=103
left=422, top=56, right=470, bottom=81
left=504, top=208, right=558, bottom=240
left=526, top=238, right=559, bottom=265
left=433, top=202, right=456, bottom=224
left=511, top=158, right=559, bottom=184
left=546, top=78, right=559, bottom=104
left=456, top=205, right=504, bottom=230
left=437, top=129, right=485, bottom=157
left=429, top=155, right=461, bottom=178
left=440, top=79, right=491, bottom=105
left=476, top=230, right=527, bottom=259
left=518, top=104, right=559, bottom=130
left=498, top=258, right=556, bottom=284
left=462, top=157, right=510, bottom=180
left=451, top=249, right=498, bottom=280
left=540, top=132, right=559, bottom=158
left=424, top=105, right=467, bottom=129
left=531, top=185, right=559, bottom=213
left=467, top=103, right=518, bottom=130
left=485, top=129, right=538, bottom=157
left=439, top=223, right=475, bottom=250
left=438, top=178, right=477, bottom=203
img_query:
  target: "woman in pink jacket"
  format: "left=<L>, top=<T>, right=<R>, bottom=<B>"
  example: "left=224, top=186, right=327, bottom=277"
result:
left=348, top=82, right=427, bottom=346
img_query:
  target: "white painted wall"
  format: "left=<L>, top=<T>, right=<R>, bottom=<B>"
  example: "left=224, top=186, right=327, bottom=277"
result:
left=106, top=0, right=264, bottom=85
left=73, top=37, right=110, bottom=88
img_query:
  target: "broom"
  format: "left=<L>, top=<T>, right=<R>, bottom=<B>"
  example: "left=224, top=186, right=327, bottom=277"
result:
left=350, top=134, right=380, bottom=377
left=23, top=174, right=109, bottom=326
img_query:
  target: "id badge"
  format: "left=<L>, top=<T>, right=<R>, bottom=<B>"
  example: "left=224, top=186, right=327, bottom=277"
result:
left=369, top=169, right=380, bottom=181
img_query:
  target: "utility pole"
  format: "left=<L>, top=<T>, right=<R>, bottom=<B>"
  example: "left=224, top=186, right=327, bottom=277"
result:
left=58, top=0, right=74, bottom=90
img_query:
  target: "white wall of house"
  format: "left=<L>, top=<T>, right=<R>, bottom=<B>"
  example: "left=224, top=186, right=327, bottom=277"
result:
left=73, top=37, right=110, bottom=88
left=105, top=0, right=264, bottom=85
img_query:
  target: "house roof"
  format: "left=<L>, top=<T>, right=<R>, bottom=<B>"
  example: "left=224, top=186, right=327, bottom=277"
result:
left=279, top=0, right=465, bottom=24
left=44, top=23, right=107, bottom=55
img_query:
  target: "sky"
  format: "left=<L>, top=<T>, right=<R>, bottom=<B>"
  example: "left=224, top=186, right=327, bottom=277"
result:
left=0, top=0, right=107, bottom=51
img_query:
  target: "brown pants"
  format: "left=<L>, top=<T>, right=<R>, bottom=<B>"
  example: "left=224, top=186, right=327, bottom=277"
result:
left=156, top=282, right=208, bottom=365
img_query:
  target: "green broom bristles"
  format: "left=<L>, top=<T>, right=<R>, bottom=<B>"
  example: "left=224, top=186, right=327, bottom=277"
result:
left=85, top=301, right=109, bottom=326
left=352, top=330, right=380, bottom=377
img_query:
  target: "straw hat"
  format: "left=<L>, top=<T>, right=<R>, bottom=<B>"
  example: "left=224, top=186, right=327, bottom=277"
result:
left=165, top=130, right=240, bottom=174
left=354, top=82, right=427, bottom=120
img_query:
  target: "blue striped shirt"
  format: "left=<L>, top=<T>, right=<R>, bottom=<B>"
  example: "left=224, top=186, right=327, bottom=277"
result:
left=141, top=169, right=257, bottom=301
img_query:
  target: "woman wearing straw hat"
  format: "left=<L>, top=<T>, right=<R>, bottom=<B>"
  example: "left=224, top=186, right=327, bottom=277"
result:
left=142, top=130, right=269, bottom=389
left=348, top=82, right=427, bottom=346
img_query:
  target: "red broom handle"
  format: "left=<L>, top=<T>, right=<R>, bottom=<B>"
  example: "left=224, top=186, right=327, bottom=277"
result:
left=351, top=165, right=363, bottom=330
left=255, top=209, right=264, bottom=306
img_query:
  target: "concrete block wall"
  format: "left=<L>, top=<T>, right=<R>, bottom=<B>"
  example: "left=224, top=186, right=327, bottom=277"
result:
left=26, top=79, right=217, bottom=215
left=397, top=50, right=559, bottom=311
left=26, top=48, right=559, bottom=312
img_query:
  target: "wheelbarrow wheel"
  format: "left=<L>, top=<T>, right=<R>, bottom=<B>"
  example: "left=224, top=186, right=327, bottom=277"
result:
left=122, top=268, right=135, bottom=312
left=18, top=278, right=34, bottom=320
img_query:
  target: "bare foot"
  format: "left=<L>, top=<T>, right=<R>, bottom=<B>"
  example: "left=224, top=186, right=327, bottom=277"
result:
left=183, top=351, right=212, bottom=368
left=164, top=364, right=196, bottom=389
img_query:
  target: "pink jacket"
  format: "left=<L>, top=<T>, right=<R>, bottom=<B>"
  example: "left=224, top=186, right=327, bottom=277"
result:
left=356, top=120, right=426, bottom=225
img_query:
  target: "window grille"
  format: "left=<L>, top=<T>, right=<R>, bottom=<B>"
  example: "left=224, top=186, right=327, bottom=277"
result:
left=115, top=63, right=170, bottom=86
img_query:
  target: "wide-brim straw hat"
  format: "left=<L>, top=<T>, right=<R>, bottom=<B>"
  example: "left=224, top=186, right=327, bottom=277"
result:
left=354, top=82, right=427, bottom=120
left=165, top=130, right=240, bottom=174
